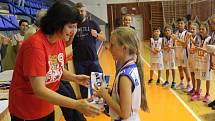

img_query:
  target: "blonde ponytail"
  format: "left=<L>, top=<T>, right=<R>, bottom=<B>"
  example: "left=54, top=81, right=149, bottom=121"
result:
left=136, top=51, right=149, bottom=112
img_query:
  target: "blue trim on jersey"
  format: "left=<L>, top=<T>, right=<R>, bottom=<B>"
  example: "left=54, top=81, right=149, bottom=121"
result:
left=117, top=63, right=139, bottom=95
left=120, top=64, right=136, bottom=72
left=120, top=64, right=139, bottom=86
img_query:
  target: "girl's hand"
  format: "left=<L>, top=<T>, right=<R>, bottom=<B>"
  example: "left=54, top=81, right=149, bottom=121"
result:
left=196, top=47, right=207, bottom=53
left=74, top=75, right=90, bottom=87
left=165, top=46, right=170, bottom=52
left=185, top=32, right=192, bottom=39
left=94, top=83, right=109, bottom=98
left=175, top=40, right=182, bottom=46
left=189, top=48, right=195, bottom=54
left=170, top=34, right=177, bottom=40
left=151, top=49, right=157, bottom=54
left=97, top=87, right=109, bottom=98
left=75, top=99, right=101, bottom=117
left=182, top=43, right=187, bottom=48
left=154, top=48, right=159, bottom=53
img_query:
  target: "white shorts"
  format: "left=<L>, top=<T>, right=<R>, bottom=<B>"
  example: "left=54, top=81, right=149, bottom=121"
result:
left=163, top=49, right=176, bottom=70
left=150, top=52, right=163, bottom=70
left=195, top=54, right=212, bottom=80
left=174, top=46, right=188, bottom=67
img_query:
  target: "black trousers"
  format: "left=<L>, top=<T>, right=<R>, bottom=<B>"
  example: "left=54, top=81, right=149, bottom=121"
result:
left=57, top=80, right=86, bottom=121
left=11, top=111, right=54, bottom=121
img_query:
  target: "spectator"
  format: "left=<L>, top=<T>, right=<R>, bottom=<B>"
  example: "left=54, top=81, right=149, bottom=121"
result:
left=73, top=2, right=106, bottom=98
left=0, top=35, right=11, bottom=72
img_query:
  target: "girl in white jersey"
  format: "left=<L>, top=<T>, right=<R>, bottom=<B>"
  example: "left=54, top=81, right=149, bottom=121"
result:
left=148, top=28, right=163, bottom=85
left=171, top=18, right=192, bottom=92
left=187, top=22, right=200, bottom=95
left=162, top=25, right=176, bottom=88
left=191, top=22, right=211, bottom=103
left=96, top=27, right=149, bottom=121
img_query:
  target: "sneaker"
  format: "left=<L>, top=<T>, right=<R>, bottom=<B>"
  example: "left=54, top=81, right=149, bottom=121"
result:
left=186, top=84, right=192, bottom=93
left=187, top=89, right=195, bottom=95
left=203, top=94, right=211, bottom=103
left=162, top=81, right=169, bottom=87
left=171, top=82, right=176, bottom=89
left=208, top=100, right=215, bottom=107
left=156, top=79, right=160, bottom=85
left=176, top=81, right=185, bottom=90
left=191, top=91, right=201, bottom=101
left=148, top=79, right=153, bottom=84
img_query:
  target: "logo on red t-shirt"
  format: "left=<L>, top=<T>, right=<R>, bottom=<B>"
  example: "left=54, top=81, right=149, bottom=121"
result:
left=46, top=53, right=64, bottom=84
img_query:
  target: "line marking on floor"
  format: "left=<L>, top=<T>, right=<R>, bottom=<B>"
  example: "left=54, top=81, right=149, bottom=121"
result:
left=143, top=58, right=201, bottom=121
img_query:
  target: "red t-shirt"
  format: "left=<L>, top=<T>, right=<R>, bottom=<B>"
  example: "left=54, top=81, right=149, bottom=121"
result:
left=9, top=30, right=66, bottom=120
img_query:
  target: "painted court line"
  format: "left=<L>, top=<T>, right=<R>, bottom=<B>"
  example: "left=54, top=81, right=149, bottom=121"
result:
left=143, top=58, right=201, bottom=121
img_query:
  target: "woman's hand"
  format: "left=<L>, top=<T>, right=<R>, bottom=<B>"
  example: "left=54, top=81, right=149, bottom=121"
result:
left=74, top=74, right=90, bottom=87
left=75, top=99, right=101, bottom=117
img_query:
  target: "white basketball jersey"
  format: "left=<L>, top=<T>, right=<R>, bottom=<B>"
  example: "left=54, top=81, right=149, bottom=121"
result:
left=110, top=61, right=141, bottom=121
left=174, top=29, right=188, bottom=66
left=150, top=37, right=163, bottom=50
left=150, top=37, right=163, bottom=70
left=163, top=37, right=174, bottom=48
left=200, top=36, right=211, bottom=49
left=187, top=35, right=200, bottom=49
left=175, top=29, right=187, bottom=41
left=163, top=37, right=176, bottom=69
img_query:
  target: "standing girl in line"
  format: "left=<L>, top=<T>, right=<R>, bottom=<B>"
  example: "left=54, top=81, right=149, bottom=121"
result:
left=191, top=22, right=211, bottom=103
left=96, top=27, right=149, bottom=121
left=162, top=25, right=176, bottom=88
left=148, top=28, right=163, bottom=85
left=187, top=22, right=200, bottom=95
left=171, top=18, right=191, bottom=92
